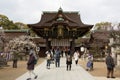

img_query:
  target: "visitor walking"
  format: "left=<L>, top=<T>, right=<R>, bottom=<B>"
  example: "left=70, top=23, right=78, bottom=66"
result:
left=86, top=54, right=93, bottom=71
left=105, top=53, right=115, bottom=78
left=54, top=48, right=61, bottom=67
left=66, top=54, right=72, bottom=71
left=50, top=49, right=54, bottom=64
left=26, top=47, right=37, bottom=80
left=45, top=50, right=52, bottom=69
left=12, top=55, right=18, bottom=68
left=74, top=50, right=80, bottom=65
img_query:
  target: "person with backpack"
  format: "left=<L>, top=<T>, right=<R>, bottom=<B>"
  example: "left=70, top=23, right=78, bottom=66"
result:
left=66, top=54, right=72, bottom=71
left=46, top=50, right=52, bottom=69
left=27, top=47, right=38, bottom=80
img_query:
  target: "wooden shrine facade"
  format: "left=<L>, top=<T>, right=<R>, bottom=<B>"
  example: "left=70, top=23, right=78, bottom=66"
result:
left=28, top=8, right=93, bottom=51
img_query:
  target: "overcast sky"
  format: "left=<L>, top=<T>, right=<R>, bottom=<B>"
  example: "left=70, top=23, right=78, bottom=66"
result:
left=0, top=0, right=120, bottom=25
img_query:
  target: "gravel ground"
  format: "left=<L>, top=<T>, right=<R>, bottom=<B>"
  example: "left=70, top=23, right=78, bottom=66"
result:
left=79, top=59, right=120, bottom=77
left=0, top=58, right=45, bottom=80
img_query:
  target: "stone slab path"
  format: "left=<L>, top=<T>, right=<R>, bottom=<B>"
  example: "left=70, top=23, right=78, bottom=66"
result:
left=16, top=58, right=120, bottom=80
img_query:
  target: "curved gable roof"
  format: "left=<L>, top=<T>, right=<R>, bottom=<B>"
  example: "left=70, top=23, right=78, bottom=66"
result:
left=28, top=9, right=93, bottom=29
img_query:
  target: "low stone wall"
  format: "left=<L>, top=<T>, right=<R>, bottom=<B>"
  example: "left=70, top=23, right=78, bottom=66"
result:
left=93, top=58, right=105, bottom=62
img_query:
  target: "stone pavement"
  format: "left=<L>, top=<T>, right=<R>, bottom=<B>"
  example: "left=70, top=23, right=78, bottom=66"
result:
left=16, top=58, right=120, bottom=80
left=95, top=77, right=120, bottom=80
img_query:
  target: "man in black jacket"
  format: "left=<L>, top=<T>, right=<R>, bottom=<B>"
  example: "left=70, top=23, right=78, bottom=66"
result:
left=105, top=53, right=115, bottom=78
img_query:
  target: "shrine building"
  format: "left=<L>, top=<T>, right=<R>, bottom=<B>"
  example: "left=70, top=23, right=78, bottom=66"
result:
left=28, top=8, right=93, bottom=56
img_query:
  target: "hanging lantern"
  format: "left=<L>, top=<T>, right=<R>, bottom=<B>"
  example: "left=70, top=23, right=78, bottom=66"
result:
left=81, top=46, right=85, bottom=52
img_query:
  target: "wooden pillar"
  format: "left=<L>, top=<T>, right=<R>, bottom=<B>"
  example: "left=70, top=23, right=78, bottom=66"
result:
left=46, top=38, right=49, bottom=50
left=46, top=38, right=51, bottom=50
left=70, top=38, right=75, bottom=55
left=48, top=40, right=51, bottom=49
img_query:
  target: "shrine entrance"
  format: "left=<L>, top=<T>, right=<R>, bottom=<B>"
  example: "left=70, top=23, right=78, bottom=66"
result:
left=51, top=39, right=71, bottom=53
left=51, top=39, right=70, bottom=47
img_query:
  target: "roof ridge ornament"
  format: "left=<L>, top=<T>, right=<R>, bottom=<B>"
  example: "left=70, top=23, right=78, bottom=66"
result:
left=58, top=7, right=63, bottom=13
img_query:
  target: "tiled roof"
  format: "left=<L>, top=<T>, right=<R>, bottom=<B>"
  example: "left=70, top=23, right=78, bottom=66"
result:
left=92, top=30, right=110, bottom=40
left=28, top=10, right=93, bottom=29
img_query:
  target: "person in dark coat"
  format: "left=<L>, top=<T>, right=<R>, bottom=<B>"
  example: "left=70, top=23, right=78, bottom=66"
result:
left=12, top=54, right=18, bottom=68
left=105, top=53, right=115, bottom=78
left=27, top=48, right=38, bottom=80
left=66, top=54, right=72, bottom=71
left=55, top=48, right=61, bottom=67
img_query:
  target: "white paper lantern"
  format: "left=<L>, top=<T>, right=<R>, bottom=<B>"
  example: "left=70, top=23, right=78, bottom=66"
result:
left=81, top=46, right=84, bottom=52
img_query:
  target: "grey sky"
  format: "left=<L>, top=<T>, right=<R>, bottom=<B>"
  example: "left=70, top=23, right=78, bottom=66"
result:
left=0, top=0, right=120, bottom=25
